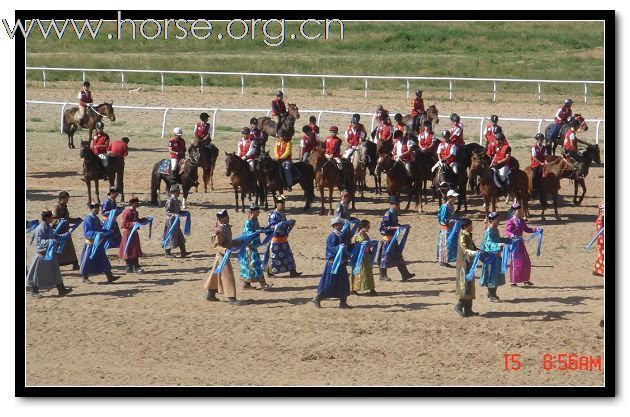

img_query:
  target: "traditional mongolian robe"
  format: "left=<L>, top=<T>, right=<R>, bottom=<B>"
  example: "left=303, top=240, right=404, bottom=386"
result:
left=505, top=216, right=537, bottom=284
left=593, top=215, right=605, bottom=276
left=239, top=218, right=265, bottom=283
left=456, top=230, right=478, bottom=301
left=479, top=227, right=511, bottom=289
left=204, top=223, right=237, bottom=298
left=265, top=210, right=296, bottom=275
left=79, top=213, right=112, bottom=276
left=118, top=207, right=145, bottom=261
left=350, top=232, right=375, bottom=292
left=316, top=230, right=351, bottom=300
left=52, top=202, right=79, bottom=266
left=101, top=196, right=122, bottom=248
left=375, top=208, right=404, bottom=269
left=162, top=195, right=185, bottom=250
left=437, top=202, right=458, bottom=263
left=25, top=223, right=64, bottom=290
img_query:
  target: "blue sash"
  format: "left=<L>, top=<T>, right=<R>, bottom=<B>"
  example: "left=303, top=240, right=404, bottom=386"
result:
left=350, top=240, right=379, bottom=275
left=214, top=231, right=261, bottom=274
left=56, top=219, right=84, bottom=254
left=54, top=219, right=68, bottom=234
left=341, top=219, right=361, bottom=240
left=261, top=221, right=290, bottom=269
left=43, top=240, right=58, bottom=261
left=180, top=211, right=192, bottom=236
left=123, top=217, right=153, bottom=255
left=161, top=213, right=190, bottom=248
left=585, top=227, right=604, bottom=250
left=330, top=244, right=347, bottom=274
left=102, top=207, right=124, bottom=251
left=385, top=224, right=410, bottom=255
left=465, top=250, right=498, bottom=282
left=447, top=220, right=462, bottom=247
left=527, top=228, right=543, bottom=256
left=25, top=220, right=39, bottom=233
left=90, top=231, right=110, bottom=259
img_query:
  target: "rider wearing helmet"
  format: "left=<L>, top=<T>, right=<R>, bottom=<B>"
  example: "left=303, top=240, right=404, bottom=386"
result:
left=237, top=127, right=259, bottom=172
left=344, top=115, right=366, bottom=159
left=530, top=133, right=548, bottom=197
left=563, top=117, right=590, bottom=165
left=300, top=125, right=318, bottom=163
left=433, top=130, right=458, bottom=174
left=410, top=89, right=426, bottom=134
left=376, top=111, right=394, bottom=144
left=271, top=91, right=287, bottom=132
left=490, top=133, right=512, bottom=195
left=194, top=112, right=213, bottom=148
left=309, top=115, right=320, bottom=140
left=168, top=127, right=186, bottom=183
left=393, top=113, right=408, bottom=140
left=91, top=120, right=110, bottom=179
left=548, top=98, right=574, bottom=144
left=274, top=128, right=294, bottom=191
left=419, top=120, right=437, bottom=155
left=449, top=113, right=464, bottom=147
left=371, top=105, right=391, bottom=138
left=347, top=113, right=368, bottom=141
left=394, top=130, right=416, bottom=178
left=249, top=117, right=265, bottom=148
left=77, top=80, right=93, bottom=126
left=484, top=115, right=500, bottom=148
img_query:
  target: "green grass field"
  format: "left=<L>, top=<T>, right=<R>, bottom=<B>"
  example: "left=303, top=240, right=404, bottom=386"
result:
left=25, top=21, right=604, bottom=95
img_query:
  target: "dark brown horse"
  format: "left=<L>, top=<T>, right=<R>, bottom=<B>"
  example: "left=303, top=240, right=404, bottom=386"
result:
left=350, top=146, right=367, bottom=198
left=258, top=150, right=315, bottom=211
left=63, top=102, right=116, bottom=149
left=79, top=140, right=124, bottom=204
left=376, top=153, right=424, bottom=212
left=150, top=149, right=199, bottom=208
left=470, top=152, right=499, bottom=219
left=257, top=103, right=300, bottom=148
left=190, top=139, right=219, bottom=193
left=360, top=140, right=380, bottom=194
left=308, top=148, right=355, bottom=215
left=544, top=114, right=588, bottom=155
left=225, top=152, right=257, bottom=212
left=433, top=162, right=468, bottom=211
left=524, top=157, right=569, bottom=220
left=545, top=143, right=601, bottom=206
left=401, top=104, right=440, bottom=133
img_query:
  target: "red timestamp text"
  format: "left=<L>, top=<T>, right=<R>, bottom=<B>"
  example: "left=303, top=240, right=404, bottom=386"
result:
left=542, top=353, right=602, bottom=371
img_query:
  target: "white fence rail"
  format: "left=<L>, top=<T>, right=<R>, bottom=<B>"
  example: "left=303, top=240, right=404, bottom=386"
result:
left=25, top=100, right=605, bottom=145
left=25, top=66, right=605, bottom=103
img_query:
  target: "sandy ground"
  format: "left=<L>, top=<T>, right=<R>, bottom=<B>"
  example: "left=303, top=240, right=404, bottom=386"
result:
left=24, top=83, right=606, bottom=386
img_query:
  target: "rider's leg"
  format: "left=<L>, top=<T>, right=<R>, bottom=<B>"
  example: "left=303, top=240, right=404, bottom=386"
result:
left=405, top=162, right=412, bottom=177
left=248, top=159, right=255, bottom=172
left=282, top=160, right=293, bottom=190
left=78, top=106, right=86, bottom=125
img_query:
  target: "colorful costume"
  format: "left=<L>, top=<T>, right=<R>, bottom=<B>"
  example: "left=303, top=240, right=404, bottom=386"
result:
left=456, top=230, right=478, bottom=301
left=505, top=216, right=537, bottom=284
left=350, top=232, right=375, bottom=292
left=204, top=223, right=238, bottom=299
left=316, top=230, right=351, bottom=301
left=52, top=202, right=79, bottom=266
left=375, top=208, right=404, bottom=269
left=25, top=222, right=64, bottom=290
left=101, top=196, right=122, bottom=248
left=118, top=207, right=145, bottom=262
left=437, top=202, right=458, bottom=264
left=479, top=227, right=511, bottom=289
left=79, top=213, right=112, bottom=276
left=265, top=210, right=296, bottom=275
left=162, top=195, right=185, bottom=251
left=239, top=218, right=265, bottom=283
left=593, top=214, right=605, bottom=276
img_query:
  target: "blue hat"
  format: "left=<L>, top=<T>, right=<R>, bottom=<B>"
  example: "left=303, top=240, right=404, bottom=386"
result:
left=388, top=195, right=399, bottom=204
left=488, top=211, right=499, bottom=220
left=216, top=209, right=228, bottom=218
left=248, top=204, right=260, bottom=212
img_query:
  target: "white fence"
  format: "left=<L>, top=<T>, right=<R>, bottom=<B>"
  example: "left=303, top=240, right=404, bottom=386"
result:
left=25, top=100, right=605, bottom=145
left=25, top=66, right=605, bottom=103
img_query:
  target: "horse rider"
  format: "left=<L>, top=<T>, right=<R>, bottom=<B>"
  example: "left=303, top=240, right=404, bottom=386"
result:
left=107, top=136, right=129, bottom=159
left=410, top=89, right=426, bottom=134
left=77, top=80, right=93, bottom=126
left=194, top=112, right=213, bottom=148
left=530, top=133, right=548, bottom=198
left=168, top=127, right=186, bottom=184
left=393, top=113, right=407, bottom=140
left=91, top=120, right=110, bottom=179
left=490, top=133, right=512, bottom=195
left=548, top=98, right=573, bottom=145
left=419, top=120, right=438, bottom=156
left=325, top=125, right=351, bottom=186
left=308, top=116, right=320, bottom=141
left=563, top=118, right=590, bottom=167
left=274, top=128, right=294, bottom=191
left=484, top=115, right=500, bottom=148
left=271, top=91, right=287, bottom=134
left=237, top=127, right=260, bottom=172
left=300, top=125, right=318, bottom=163
left=343, top=115, right=366, bottom=159
left=394, top=130, right=415, bottom=178
left=375, top=111, right=394, bottom=144
left=371, top=105, right=390, bottom=137
left=432, top=130, right=458, bottom=175
left=249, top=117, right=265, bottom=148
left=449, top=113, right=465, bottom=147
left=348, top=113, right=368, bottom=139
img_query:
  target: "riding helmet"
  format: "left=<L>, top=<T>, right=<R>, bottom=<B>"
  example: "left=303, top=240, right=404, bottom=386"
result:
left=441, top=130, right=451, bottom=139
left=302, top=125, right=312, bottom=133
left=423, top=120, right=432, bottom=127
left=492, top=125, right=503, bottom=135
left=490, top=115, right=499, bottom=123
left=415, top=89, right=423, bottom=95
left=352, top=113, right=361, bottom=122
left=564, top=98, right=573, bottom=106
left=276, top=91, right=284, bottom=97
left=535, top=133, right=545, bottom=141
left=380, top=111, right=389, bottom=120
left=173, top=127, right=183, bottom=136
left=450, top=113, right=460, bottom=123
left=241, top=127, right=251, bottom=135
left=329, top=125, right=338, bottom=133
left=83, top=81, right=90, bottom=87
left=250, top=117, right=258, bottom=125
left=95, top=121, right=104, bottom=129
left=200, top=112, right=209, bottom=120
left=495, top=132, right=505, bottom=141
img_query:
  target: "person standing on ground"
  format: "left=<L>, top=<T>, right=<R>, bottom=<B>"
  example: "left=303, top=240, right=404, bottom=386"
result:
left=204, top=209, right=242, bottom=305
left=79, top=203, right=120, bottom=285
left=52, top=191, right=81, bottom=270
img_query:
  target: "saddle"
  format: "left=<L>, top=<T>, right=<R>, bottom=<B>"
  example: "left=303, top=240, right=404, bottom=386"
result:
left=157, top=159, right=186, bottom=176
left=278, top=162, right=302, bottom=185
left=491, top=167, right=511, bottom=190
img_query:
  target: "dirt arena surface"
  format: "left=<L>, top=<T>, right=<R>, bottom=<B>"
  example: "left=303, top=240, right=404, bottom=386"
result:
left=24, top=83, right=606, bottom=386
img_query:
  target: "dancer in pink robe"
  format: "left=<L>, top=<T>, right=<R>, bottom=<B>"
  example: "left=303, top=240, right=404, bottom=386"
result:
left=505, top=202, right=539, bottom=286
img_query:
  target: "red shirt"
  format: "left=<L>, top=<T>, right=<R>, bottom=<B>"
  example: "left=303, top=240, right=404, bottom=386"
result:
left=107, top=140, right=128, bottom=158
left=79, top=90, right=92, bottom=107
left=91, top=132, right=110, bottom=155
left=486, top=140, right=497, bottom=158
left=410, top=97, right=425, bottom=116
left=194, top=122, right=211, bottom=140
left=530, top=143, right=547, bottom=168
left=377, top=122, right=394, bottom=141
left=564, top=130, right=578, bottom=152
left=345, top=126, right=363, bottom=148
left=237, top=137, right=253, bottom=158
left=394, top=123, right=407, bottom=134
left=491, top=143, right=511, bottom=166
left=419, top=131, right=436, bottom=152
left=168, top=137, right=186, bottom=159
left=450, top=122, right=464, bottom=147
left=395, top=139, right=413, bottom=162
left=271, top=99, right=286, bottom=117
left=438, top=142, right=455, bottom=164
left=121, top=207, right=140, bottom=230
left=484, top=123, right=496, bottom=145
left=301, top=132, right=318, bottom=153
left=554, top=105, right=573, bottom=125
left=325, top=135, right=341, bottom=158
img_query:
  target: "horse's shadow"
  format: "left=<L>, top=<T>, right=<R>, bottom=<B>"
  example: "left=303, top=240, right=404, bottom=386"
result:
left=28, top=171, right=78, bottom=179
left=117, top=277, right=185, bottom=286
left=243, top=297, right=313, bottom=307
left=481, top=309, right=589, bottom=321
left=26, top=189, right=62, bottom=202
left=68, top=287, right=160, bottom=298
left=357, top=301, right=451, bottom=311
left=501, top=295, right=595, bottom=306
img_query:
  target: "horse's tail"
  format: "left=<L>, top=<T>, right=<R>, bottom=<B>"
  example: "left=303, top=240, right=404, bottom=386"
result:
left=150, top=162, right=161, bottom=205
left=62, top=112, right=70, bottom=134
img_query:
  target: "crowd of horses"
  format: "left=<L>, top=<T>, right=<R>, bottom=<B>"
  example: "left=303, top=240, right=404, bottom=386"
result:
left=65, top=102, right=601, bottom=221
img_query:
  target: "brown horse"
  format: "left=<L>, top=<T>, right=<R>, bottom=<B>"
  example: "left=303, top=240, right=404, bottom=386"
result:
left=545, top=143, right=601, bottom=206
left=524, top=157, right=569, bottom=220
left=308, top=148, right=355, bottom=215
left=506, top=168, right=531, bottom=219
left=63, top=102, right=116, bottom=149
left=470, top=152, right=499, bottom=219
left=544, top=114, right=588, bottom=155
left=376, top=153, right=424, bottom=212
left=433, top=162, right=468, bottom=211
left=79, top=140, right=124, bottom=204
left=225, top=152, right=257, bottom=212
left=190, top=139, right=219, bottom=193
left=257, top=103, right=300, bottom=148
left=401, top=104, right=440, bottom=133
left=258, top=150, right=315, bottom=211
left=350, top=146, right=367, bottom=198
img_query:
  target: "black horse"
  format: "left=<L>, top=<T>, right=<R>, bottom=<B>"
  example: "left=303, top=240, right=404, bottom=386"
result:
left=544, top=114, right=589, bottom=155
left=150, top=147, right=199, bottom=208
left=433, top=163, right=468, bottom=212
left=259, top=150, right=315, bottom=211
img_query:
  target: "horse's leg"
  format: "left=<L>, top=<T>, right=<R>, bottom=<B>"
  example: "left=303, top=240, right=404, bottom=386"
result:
left=241, top=186, right=246, bottom=212
left=202, top=167, right=209, bottom=193
left=319, top=183, right=325, bottom=215
left=553, top=191, right=560, bottom=219
left=328, top=186, right=334, bottom=216
left=94, top=179, right=100, bottom=204
left=578, top=178, right=587, bottom=206
left=86, top=177, right=92, bottom=204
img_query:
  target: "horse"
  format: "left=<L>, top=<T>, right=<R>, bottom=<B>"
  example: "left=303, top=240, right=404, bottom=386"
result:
left=257, top=103, right=300, bottom=148
left=225, top=152, right=259, bottom=212
left=350, top=146, right=367, bottom=198
left=460, top=143, right=487, bottom=194
left=150, top=148, right=200, bottom=209
left=79, top=140, right=125, bottom=204
left=545, top=143, right=601, bottom=206
left=544, top=114, right=588, bottom=155
left=360, top=140, right=379, bottom=193
left=189, top=139, right=219, bottom=193
left=524, top=157, right=569, bottom=220
left=62, top=102, right=116, bottom=149
left=308, top=148, right=355, bottom=215
left=433, top=162, right=468, bottom=212
left=413, top=149, right=437, bottom=204
left=401, top=104, right=440, bottom=133
left=470, top=152, right=500, bottom=219
left=376, top=153, right=424, bottom=212
left=258, top=151, right=315, bottom=211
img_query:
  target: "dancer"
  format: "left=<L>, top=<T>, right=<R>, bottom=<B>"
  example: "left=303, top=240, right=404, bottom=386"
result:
left=454, top=218, right=479, bottom=317
left=350, top=220, right=377, bottom=296
left=479, top=212, right=512, bottom=302
left=79, top=203, right=119, bottom=284
left=52, top=191, right=81, bottom=270
left=119, top=196, right=149, bottom=273
left=505, top=202, right=540, bottom=287
left=240, top=205, right=272, bottom=290
left=375, top=195, right=415, bottom=282
left=204, top=210, right=242, bottom=305
left=437, top=189, right=460, bottom=267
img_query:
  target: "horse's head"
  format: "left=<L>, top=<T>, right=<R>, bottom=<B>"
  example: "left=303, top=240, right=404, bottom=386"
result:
left=572, top=114, right=588, bottom=132
left=259, top=150, right=274, bottom=172
left=99, top=102, right=116, bottom=122
left=224, top=151, right=236, bottom=176
left=188, top=146, right=200, bottom=165
left=427, top=104, right=439, bottom=125
left=79, top=140, right=90, bottom=158
left=287, top=103, right=300, bottom=120
left=588, top=144, right=601, bottom=164
left=376, top=152, right=393, bottom=171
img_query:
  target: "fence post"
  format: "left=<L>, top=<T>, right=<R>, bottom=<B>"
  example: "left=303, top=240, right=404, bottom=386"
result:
left=211, top=109, right=219, bottom=140
left=266, top=110, right=271, bottom=117
left=493, top=81, right=497, bottom=102
left=60, top=103, right=69, bottom=133
left=406, top=79, right=410, bottom=100
left=370, top=114, right=376, bottom=134
left=449, top=80, right=453, bottom=100
left=317, top=111, right=324, bottom=128
left=161, top=108, right=170, bottom=138
left=537, top=119, right=544, bottom=134
left=241, top=75, right=245, bottom=95
left=281, top=76, right=285, bottom=94
left=595, top=120, right=602, bottom=144
left=160, top=73, right=164, bottom=92
left=322, top=78, right=326, bottom=96
left=537, top=83, right=542, bottom=101
left=121, top=72, right=125, bottom=89
left=584, top=83, right=588, bottom=104
left=479, top=117, right=485, bottom=145
left=364, top=79, right=368, bottom=98
left=42, top=70, right=47, bottom=88
left=82, top=71, right=86, bottom=82
left=200, top=75, right=204, bottom=94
